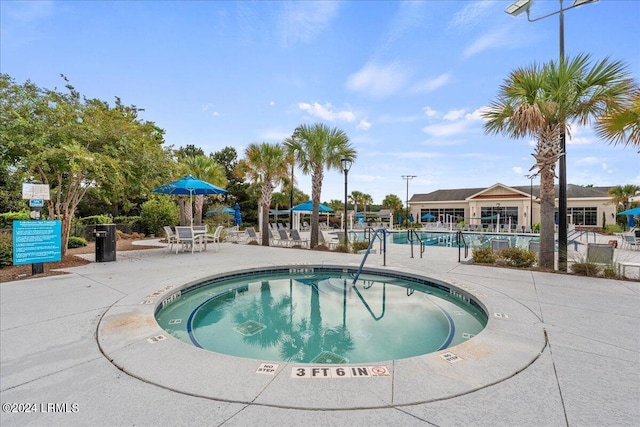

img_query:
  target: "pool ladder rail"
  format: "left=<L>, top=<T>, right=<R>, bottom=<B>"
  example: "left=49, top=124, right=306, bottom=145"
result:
left=351, top=228, right=387, bottom=285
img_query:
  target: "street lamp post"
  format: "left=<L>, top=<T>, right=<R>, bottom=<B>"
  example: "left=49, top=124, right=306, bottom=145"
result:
left=525, top=174, right=537, bottom=229
left=341, top=158, right=352, bottom=246
left=402, top=175, right=416, bottom=228
left=505, top=0, right=598, bottom=271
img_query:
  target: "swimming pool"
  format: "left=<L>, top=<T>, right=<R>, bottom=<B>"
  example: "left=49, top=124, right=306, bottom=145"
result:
left=155, top=266, right=487, bottom=364
left=349, top=230, right=540, bottom=249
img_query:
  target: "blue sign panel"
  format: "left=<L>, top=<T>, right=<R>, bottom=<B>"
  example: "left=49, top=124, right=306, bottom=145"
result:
left=13, top=220, right=62, bottom=266
left=29, top=199, right=44, bottom=208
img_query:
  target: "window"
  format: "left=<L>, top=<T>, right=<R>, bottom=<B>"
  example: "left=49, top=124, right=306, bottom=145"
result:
left=420, top=208, right=465, bottom=222
left=568, top=207, right=597, bottom=226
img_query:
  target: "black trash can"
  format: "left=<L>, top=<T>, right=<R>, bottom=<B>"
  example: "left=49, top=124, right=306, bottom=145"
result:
left=93, top=224, right=116, bottom=262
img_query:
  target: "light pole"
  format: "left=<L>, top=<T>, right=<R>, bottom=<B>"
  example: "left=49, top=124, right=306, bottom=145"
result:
left=525, top=173, right=537, bottom=229
left=402, top=175, right=416, bottom=228
left=506, top=0, right=598, bottom=271
left=341, top=158, right=352, bottom=246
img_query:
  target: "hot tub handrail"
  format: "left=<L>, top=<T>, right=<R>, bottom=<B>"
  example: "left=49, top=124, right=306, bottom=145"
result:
left=352, top=228, right=387, bottom=285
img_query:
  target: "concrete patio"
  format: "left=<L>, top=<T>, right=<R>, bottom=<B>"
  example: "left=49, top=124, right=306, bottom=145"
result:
left=1, top=235, right=638, bottom=426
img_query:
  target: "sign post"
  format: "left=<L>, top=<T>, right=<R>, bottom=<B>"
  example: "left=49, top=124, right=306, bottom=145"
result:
left=21, top=183, right=52, bottom=275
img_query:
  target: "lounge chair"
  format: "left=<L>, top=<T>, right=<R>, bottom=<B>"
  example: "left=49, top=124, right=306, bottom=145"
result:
left=163, top=226, right=178, bottom=253
left=290, top=229, right=309, bottom=248
left=245, top=227, right=258, bottom=244
left=319, top=231, right=338, bottom=249
left=174, top=226, right=204, bottom=254
left=276, top=229, right=292, bottom=246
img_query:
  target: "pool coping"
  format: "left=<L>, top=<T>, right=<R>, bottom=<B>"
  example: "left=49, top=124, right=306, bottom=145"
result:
left=97, top=263, right=546, bottom=410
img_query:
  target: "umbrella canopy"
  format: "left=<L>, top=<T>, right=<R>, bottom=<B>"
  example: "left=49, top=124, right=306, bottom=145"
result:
left=409, top=213, right=415, bottom=223
left=421, top=213, right=436, bottom=220
left=618, top=206, right=640, bottom=216
left=153, top=175, right=227, bottom=196
left=206, top=207, right=235, bottom=215
left=291, top=201, right=333, bottom=213
left=234, top=203, right=242, bottom=226
left=153, top=175, right=227, bottom=225
left=629, top=215, right=635, bottom=228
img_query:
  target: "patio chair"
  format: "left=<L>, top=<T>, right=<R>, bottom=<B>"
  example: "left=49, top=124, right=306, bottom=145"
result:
left=203, top=225, right=224, bottom=251
left=586, top=243, right=614, bottom=263
left=245, top=227, right=258, bottom=244
left=163, top=226, right=178, bottom=253
left=290, top=229, right=309, bottom=248
left=490, top=238, right=510, bottom=251
left=319, top=231, right=338, bottom=249
left=277, top=229, right=292, bottom=246
left=174, top=226, right=204, bottom=254
left=622, top=234, right=639, bottom=250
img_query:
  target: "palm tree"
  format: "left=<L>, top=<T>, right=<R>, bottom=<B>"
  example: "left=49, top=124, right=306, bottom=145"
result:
left=483, top=54, right=634, bottom=270
left=382, top=194, right=403, bottom=225
left=596, top=87, right=640, bottom=148
left=285, top=123, right=356, bottom=248
left=361, top=193, right=373, bottom=219
left=183, top=155, right=227, bottom=225
left=239, top=142, right=288, bottom=246
left=349, top=190, right=364, bottom=216
left=608, top=184, right=640, bottom=227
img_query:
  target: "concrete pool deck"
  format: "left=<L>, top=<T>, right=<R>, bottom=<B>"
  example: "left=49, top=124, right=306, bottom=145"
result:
left=1, top=237, right=639, bottom=426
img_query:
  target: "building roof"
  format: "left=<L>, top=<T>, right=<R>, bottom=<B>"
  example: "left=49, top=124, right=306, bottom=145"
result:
left=410, top=184, right=612, bottom=203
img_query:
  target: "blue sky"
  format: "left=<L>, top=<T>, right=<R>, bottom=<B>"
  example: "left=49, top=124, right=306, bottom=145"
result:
left=2, top=1, right=639, bottom=204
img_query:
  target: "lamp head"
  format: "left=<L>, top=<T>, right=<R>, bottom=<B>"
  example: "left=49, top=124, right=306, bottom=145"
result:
left=341, top=158, right=352, bottom=173
left=505, top=0, right=532, bottom=16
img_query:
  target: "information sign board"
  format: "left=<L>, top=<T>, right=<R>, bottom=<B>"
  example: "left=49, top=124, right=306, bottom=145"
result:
left=12, top=220, right=62, bottom=265
left=22, top=183, right=50, bottom=200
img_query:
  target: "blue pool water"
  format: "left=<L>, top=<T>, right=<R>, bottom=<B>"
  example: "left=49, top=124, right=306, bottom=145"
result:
left=349, top=230, right=540, bottom=249
left=155, top=267, right=487, bottom=364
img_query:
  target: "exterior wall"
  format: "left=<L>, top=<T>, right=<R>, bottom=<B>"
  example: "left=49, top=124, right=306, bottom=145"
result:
left=410, top=186, right=613, bottom=230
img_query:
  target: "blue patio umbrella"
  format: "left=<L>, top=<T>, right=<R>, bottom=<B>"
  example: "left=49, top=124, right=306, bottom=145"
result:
left=291, top=201, right=333, bottom=213
left=206, top=207, right=235, bottom=215
left=153, top=175, right=227, bottom=225
left=618, top=206, right=640, bottom=216
left=410, top=213, right=415, bottom=223
left=233, top=203, right=242, bottom=226
left=421, top=213, right=436, bottom=220
left=629, top=215, right=635, bottom=228
left=397, top=213, right=402, bottom=224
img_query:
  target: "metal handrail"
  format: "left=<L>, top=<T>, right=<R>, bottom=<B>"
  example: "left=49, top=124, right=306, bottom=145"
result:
left=351, top=228, right=387, bottom=285
left=407, top=228, right=425, bottom=259
left=457, top=230, right=469, bottom=262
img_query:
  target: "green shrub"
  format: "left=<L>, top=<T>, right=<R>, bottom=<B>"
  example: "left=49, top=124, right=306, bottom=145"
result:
left=113, top=215, right=141, bottom=225
left=0, top=232, right=12, bottom=267
left=497, top=247, right=537, bottom=268
left=571, top=261, right=601, bottom=277
left=604, top=224, right=623, bottom=234
left=140, top=198, right=179, bottom=237
left=472, top=247, right=496, bottom=264
left=0, top=210, right=30, bottom=228
left=602, top=264, right=618, bottom=279
left=351, top=241, right=369, bottom=253
left=67, top=236, right=88, bottom=248
left=79, top=215, right=111, bottom=225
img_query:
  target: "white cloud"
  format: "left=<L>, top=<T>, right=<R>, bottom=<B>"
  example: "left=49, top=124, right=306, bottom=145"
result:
left=279, top=2, right=339, bottom=46
left=512, top=166, right=524, bottom=174
left=423, top=106, right=439, bottom=118
left=443, top=109, right=466, bottom=121
left=269, top=100, right=275, bottom=106
left=298, top=102, right=356, bottom=122
left=575, top=156, right=600, bottom=166
left=463, top=26, right=511, bottom=58
left=357, top=119, right=371, bottom=131
left=422, top=121, right=471, bottom=137
left=448, top=0, right=497, bottom=30
left=346, top=62, right=411, bottom=99
left=411, top=73, right=451, bottom=93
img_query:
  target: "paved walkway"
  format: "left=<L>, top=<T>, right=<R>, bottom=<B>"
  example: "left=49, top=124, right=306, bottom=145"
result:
left=1, top=236, right=638, bottom=426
